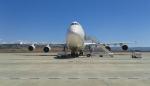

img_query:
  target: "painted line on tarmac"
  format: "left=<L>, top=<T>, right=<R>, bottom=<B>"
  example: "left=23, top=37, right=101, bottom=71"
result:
left=48, top=78, right=62, bottom=79
left=10, top=77, right=21, bottom=80
left=30, top=77, right=40, bottom=80
left=1, top=77, right=150, bottom=80
left=108, top=77, right=120, bottom=79
left=68, top=78, right=80, bottom=79
left=88, top=78, right=99, bottom=79
left=128, top=77, right=140, bottom=79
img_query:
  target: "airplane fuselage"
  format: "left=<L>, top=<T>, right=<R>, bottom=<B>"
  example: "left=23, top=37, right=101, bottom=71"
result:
left=66, top=21, right=85, bottom=52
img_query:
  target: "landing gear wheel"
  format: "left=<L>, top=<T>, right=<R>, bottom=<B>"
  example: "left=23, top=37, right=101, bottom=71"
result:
left=75, top=54, right=79, bottom=57
left=71, top=52, right=75, bottom=57
left=87, top=54, right=91, bottom=57
left=79, top=51, right=84, bottom=56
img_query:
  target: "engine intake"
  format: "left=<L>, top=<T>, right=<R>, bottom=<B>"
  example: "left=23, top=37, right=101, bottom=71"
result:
left=105, top=46, right=111, bottom=51
left=122, top=45, right=128, bottom=51
left=43, top=45, right=51, bottom=53
left=28, top=45, right=35, bottom=51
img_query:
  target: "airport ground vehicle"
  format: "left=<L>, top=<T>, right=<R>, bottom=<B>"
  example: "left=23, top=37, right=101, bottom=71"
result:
left=131, top=51, right=142, bottom=58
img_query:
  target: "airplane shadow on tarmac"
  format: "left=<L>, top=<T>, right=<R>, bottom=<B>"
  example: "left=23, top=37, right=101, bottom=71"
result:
left=54, top=55, right=76, bottom=59
left=20, top=54, right=57, bottom=57
left=18, top=53, right=76, bottom=59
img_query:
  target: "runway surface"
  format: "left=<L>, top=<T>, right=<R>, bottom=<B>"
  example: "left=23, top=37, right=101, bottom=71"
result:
left=0, top=52, right=150, bottom=86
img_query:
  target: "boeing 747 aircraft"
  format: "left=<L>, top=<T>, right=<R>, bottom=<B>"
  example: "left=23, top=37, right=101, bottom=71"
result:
left=28, top=21, right=129, bottom=57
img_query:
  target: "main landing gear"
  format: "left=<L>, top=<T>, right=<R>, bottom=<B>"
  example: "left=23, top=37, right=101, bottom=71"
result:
left=71, top=50, right=84, bottom=57
left=71, top=51, right=79, bottom=57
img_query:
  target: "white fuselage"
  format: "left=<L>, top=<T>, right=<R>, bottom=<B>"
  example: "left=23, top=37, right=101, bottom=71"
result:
left=66, top=21, right=85, bottom=52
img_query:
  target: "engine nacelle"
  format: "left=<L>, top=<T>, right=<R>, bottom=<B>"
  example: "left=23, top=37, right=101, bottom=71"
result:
left=43, top=45, right=51, bottom=53
left=28, top=44, right=35, bottom=51
left=105, top=46, right=111, bottom=51
left=122, top=45, right=128, bottom=51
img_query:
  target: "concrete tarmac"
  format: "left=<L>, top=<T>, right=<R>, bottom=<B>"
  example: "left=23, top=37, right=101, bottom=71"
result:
left=0, top=52, right=150, bottom=86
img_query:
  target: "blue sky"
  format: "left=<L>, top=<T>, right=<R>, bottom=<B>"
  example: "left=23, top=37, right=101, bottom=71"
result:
left=0, top=0, right=150, bottom=46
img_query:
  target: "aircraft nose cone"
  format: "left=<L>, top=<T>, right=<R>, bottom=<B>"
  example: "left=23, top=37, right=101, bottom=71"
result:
left=70, top=27, right=77, bottom=33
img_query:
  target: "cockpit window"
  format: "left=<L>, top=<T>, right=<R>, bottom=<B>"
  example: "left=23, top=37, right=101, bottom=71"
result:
left=71, top=22, right=79, bottom=25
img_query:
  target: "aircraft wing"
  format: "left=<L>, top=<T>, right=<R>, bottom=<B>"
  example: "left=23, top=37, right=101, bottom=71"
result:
left=103, top=41, right=136, bottom=46
left=84, top=40, right=97, bottom=46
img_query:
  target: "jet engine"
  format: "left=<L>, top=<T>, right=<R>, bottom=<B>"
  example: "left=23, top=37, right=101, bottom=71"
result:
left=105, top=46, right=111, bottom=51
left=28, top=44, right=35, bottom=51
left=43, top=45, right=51, bottom=53
left=122, top=45, right=128, bottom=51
